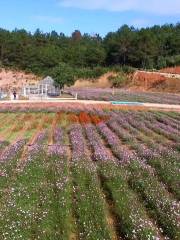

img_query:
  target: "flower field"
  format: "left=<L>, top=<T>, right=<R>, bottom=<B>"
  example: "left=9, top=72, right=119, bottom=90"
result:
left=66, top=88, right=180, bottom=105
left=0, top=108, right=179, bottom=240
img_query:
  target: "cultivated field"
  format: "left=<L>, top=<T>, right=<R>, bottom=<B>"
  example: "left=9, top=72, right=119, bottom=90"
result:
left=0, top=107, right=179, bottom=240
left=66, top=88, right=180, bottom=104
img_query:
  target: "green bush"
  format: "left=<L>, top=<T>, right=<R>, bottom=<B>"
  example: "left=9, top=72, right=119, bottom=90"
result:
left=109, top=73, right=128, bottom=87
left=50, top=64, right=111, bottom=87
left=75, top=66, right=109, bottom=79
left=50, top=63, right=75, bottom=88
left=109, top=65, right=136, bottom=74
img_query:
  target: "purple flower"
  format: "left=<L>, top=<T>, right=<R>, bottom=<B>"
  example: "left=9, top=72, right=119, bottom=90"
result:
left=70, top=124, right=88, bottom=161
left=34, top=130, right=47, bottom=144
left=0, top=139, right=26, bottom=163
left=54, top=127, right=63, bottom=144
left=48, top=145, right=66, bottom=157
left=85, top=124, right=115, bottom=162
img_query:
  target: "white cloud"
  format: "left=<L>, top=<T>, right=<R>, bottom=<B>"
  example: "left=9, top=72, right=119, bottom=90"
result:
left=58, top=0, right=180, bottom=15
left=34, top=15, right=64, bottom=24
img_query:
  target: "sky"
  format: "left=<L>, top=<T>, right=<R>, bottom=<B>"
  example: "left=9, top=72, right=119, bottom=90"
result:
left=0, top=0, right=179, bottom=36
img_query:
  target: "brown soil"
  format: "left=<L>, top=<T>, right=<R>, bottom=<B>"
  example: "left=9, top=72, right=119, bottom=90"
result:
left=160, top=66, right=180, bottom=74
left=73, top=72, right=116, bottom=88
left=130, top=70, right=180, bottom=93
left=0, top=68, right=40, bottom=92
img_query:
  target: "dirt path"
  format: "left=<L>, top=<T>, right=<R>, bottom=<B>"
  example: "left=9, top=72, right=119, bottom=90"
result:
left=0, top=100, right=180, bottom=111
left=48, top=113, right=58, bottom=145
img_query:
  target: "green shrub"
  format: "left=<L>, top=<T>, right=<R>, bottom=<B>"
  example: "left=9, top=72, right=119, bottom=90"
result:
left=109, top=73, right=129, bottom=87
left=50, top=63, right=75, bottom=88
left=75, top=66, right=109, bottom=79
left=110, top=65, right=136, bottom=74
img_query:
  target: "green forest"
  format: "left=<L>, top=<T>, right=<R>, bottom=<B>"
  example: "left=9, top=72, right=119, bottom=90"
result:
left=0, top=23, right=179, bottom=86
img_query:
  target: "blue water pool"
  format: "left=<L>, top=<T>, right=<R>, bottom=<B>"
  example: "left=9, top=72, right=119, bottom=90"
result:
left=111, top=101, right=144, bottom=105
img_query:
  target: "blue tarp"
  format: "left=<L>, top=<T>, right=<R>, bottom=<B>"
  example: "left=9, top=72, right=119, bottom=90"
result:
left=111, top=101, right=144, bottom=105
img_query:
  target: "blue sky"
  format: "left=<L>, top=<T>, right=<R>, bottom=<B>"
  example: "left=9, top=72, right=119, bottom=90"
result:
left=0, top=0, right=179, bottom=36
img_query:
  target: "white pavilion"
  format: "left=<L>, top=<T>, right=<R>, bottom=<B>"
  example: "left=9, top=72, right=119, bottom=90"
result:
left=22, top=76, right=61, bottom=99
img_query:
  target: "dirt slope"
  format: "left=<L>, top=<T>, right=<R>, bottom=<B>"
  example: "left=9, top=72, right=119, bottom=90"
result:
left=73, top=72, right=116, bottom=88
left=131, top=70, right=180, bottom=93
left=160, top=66, right=180, bottom=74
left=73, top=69, right=180, bottom=93
left=0, top=68, right=40, bottom=92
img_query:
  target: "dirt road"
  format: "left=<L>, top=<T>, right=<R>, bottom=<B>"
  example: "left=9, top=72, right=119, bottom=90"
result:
left=0, top=99, right=180, bottom=111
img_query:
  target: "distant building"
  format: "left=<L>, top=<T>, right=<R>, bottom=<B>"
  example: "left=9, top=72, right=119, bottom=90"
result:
left=22, top=76, right=60, bottom=99
left=0, top=90, right=7, bottom=100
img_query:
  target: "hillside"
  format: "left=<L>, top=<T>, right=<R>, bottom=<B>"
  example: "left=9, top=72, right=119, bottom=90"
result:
left=0, top=68, right=40, bottom=92
left=160, top=66, right=180, bottom=74
left=0, top=67, right=180, bottom=95
left=131, top=70, right=180, bottom=93
left=0, top=24, right=179, bottom=89
left=73, top=67, right=180, bottom=93
left=73, top=72, right=117, bottom=88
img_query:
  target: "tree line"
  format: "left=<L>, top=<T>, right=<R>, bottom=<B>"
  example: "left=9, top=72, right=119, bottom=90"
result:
left=0, top=23, right=179, bottom=86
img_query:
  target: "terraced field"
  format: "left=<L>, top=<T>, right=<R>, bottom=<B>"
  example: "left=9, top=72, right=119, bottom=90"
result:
left=0, top=109, right=179, bottom=240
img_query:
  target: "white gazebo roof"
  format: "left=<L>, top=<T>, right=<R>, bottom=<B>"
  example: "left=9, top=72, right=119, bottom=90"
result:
left=40, top=76, right=55, bottom=85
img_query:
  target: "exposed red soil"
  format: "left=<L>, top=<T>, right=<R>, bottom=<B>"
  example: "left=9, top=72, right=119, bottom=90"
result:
left=73, top=69, right=180, bottom=93
left=160, top=66, right=180, bottom=74
left=131, top=70, right=180, bottom=93
left=133, top=71, right=166, bottom=87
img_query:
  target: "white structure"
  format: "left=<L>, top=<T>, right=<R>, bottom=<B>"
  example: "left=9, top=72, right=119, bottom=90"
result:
left=22, top=76, right=61, bottom=99
left=0, top=91, right=7, bottom=100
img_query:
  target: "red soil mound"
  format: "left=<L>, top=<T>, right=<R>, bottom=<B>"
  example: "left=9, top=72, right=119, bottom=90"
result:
left=160, top=66, right=180, bottom=74
left=132, top=71, right=180, bottom=93
left=133, top=72, right=166, bottom=88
